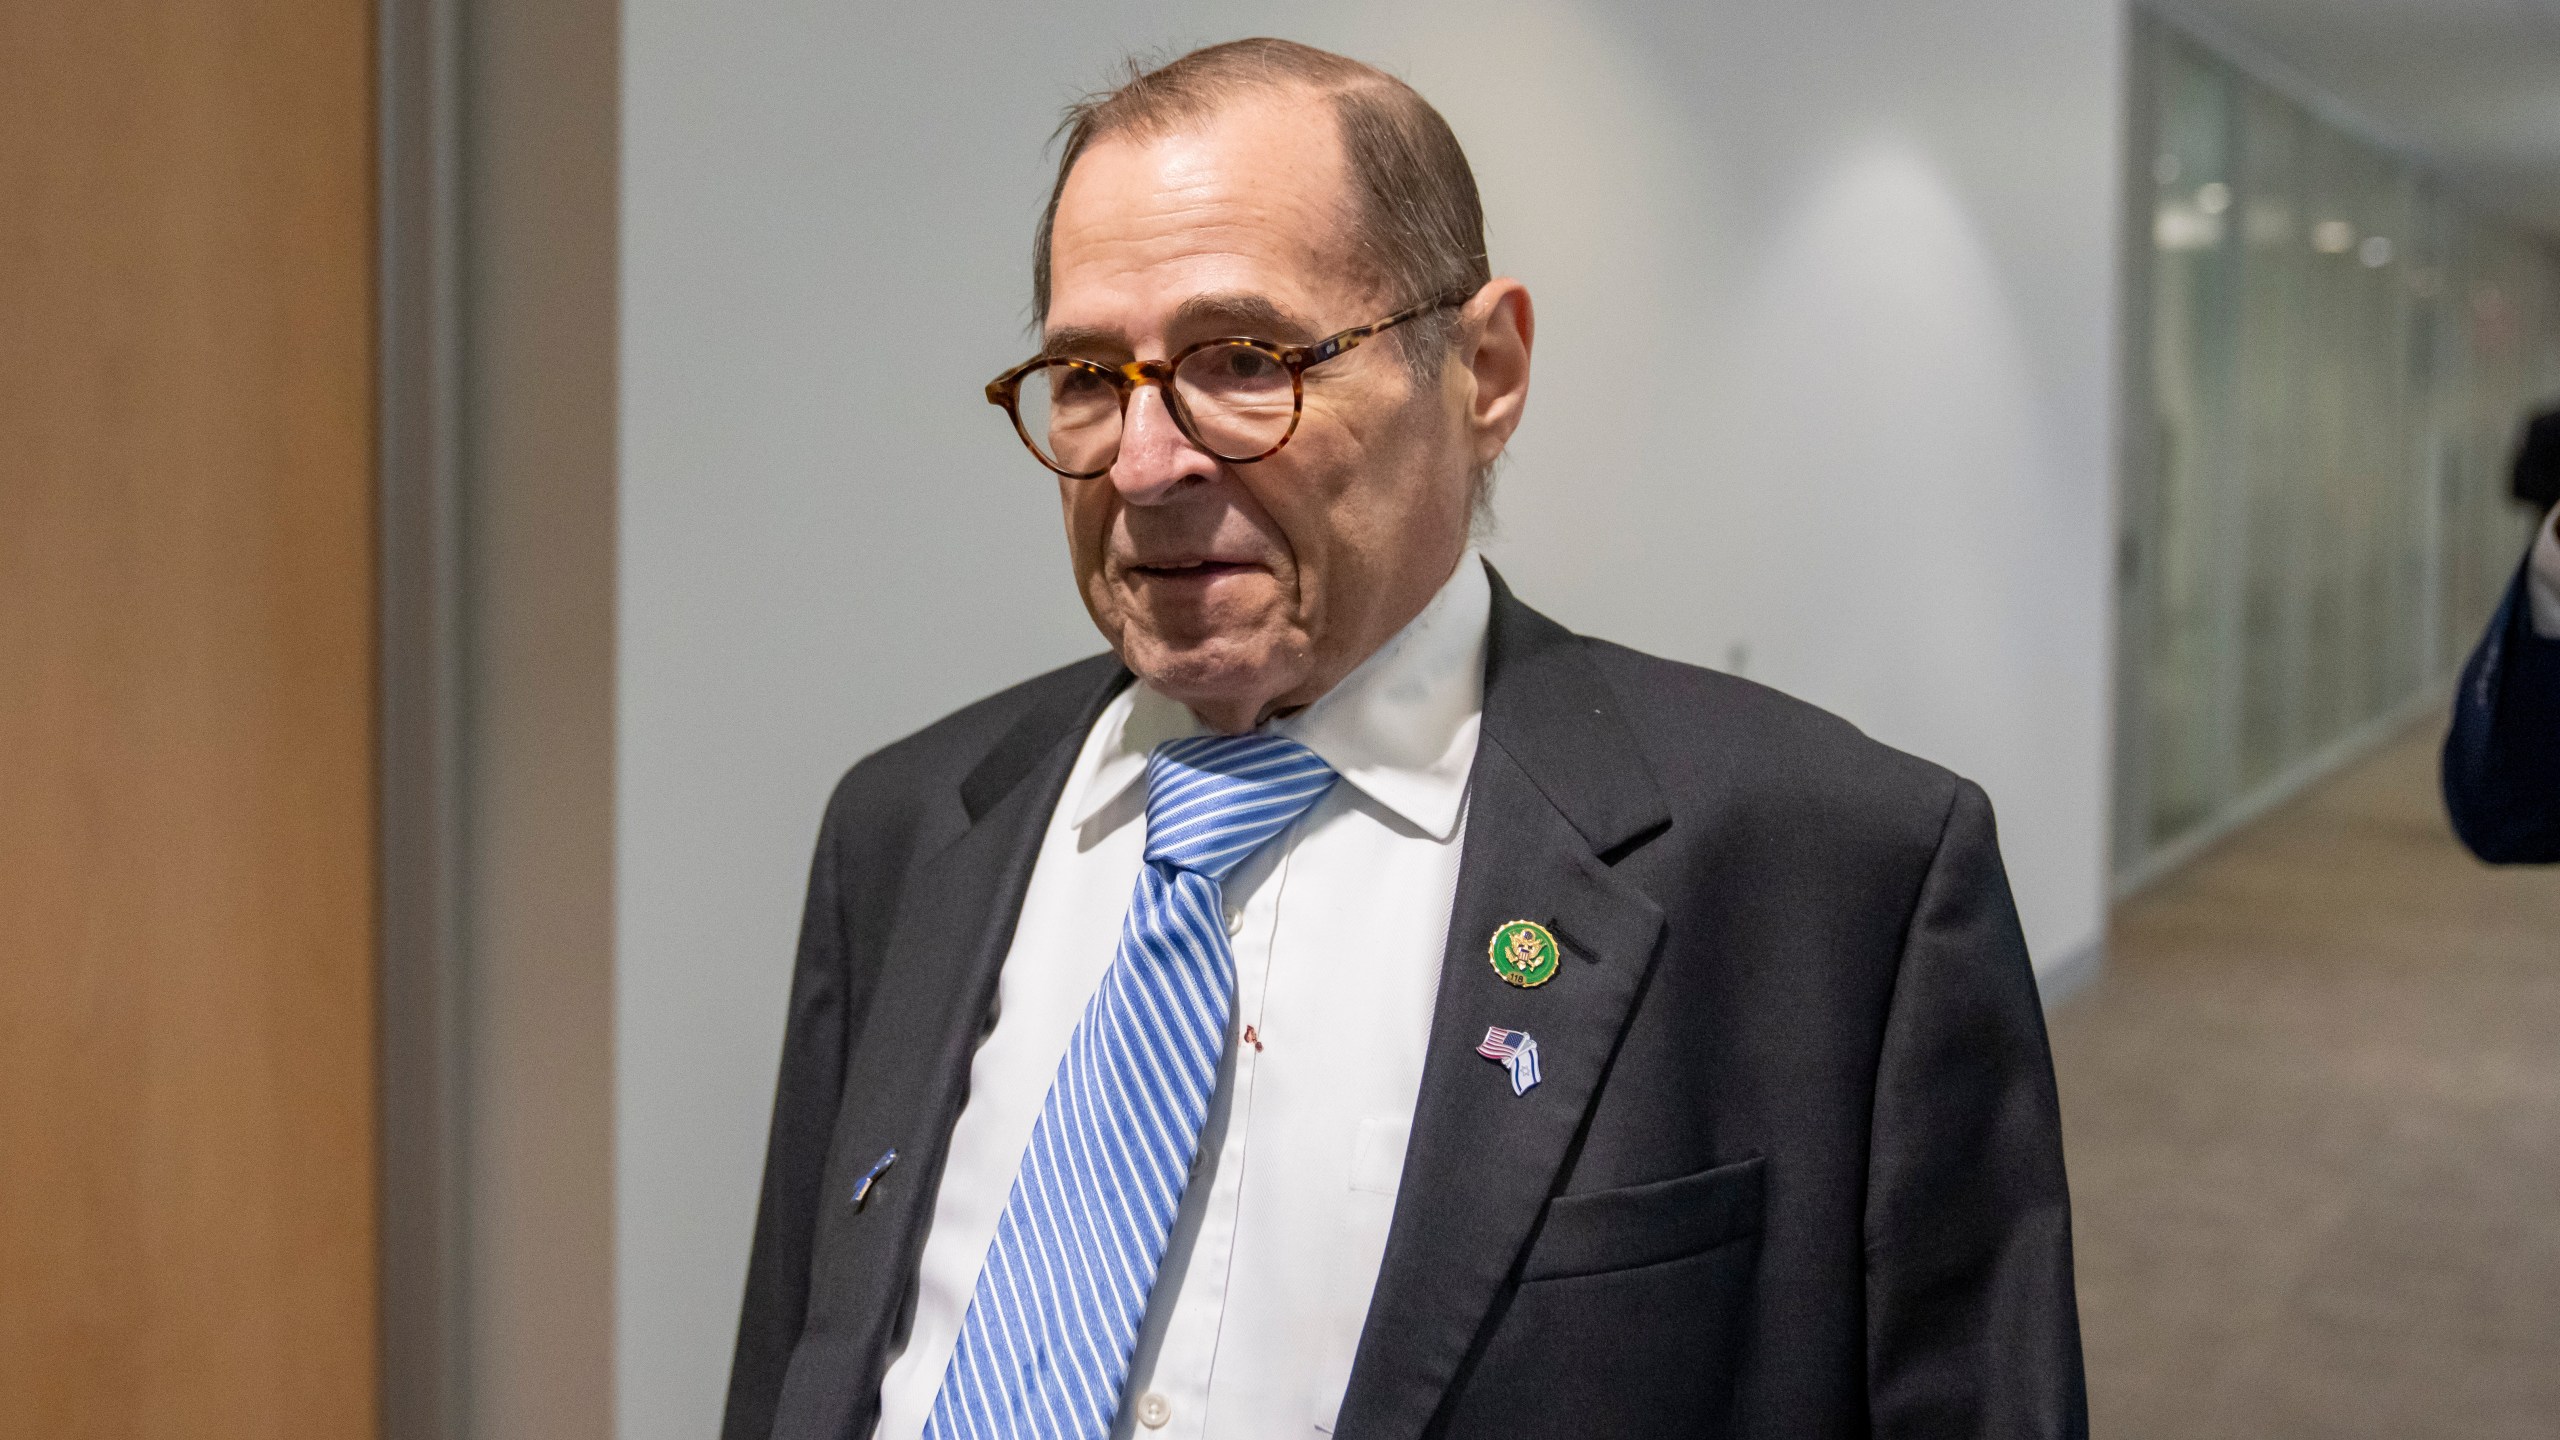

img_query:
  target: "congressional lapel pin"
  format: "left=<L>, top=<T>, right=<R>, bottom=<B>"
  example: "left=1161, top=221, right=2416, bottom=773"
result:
left=850, top=1148, right=897, bottom=1210
left=1488, top=918, right=1561, bottom=988
left=1476, top=1027, right=1544, bottom=1096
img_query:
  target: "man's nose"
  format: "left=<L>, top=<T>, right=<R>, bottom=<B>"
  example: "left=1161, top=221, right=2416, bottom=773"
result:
left=1110, top=383, right=1216, bottom=505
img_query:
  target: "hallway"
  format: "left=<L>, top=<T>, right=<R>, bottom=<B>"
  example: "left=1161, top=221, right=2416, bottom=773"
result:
left=2051, top=724, right=2560, bottom=1437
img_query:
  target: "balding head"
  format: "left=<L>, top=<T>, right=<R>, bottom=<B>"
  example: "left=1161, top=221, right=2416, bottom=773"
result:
left=1034, top=39, right=1491, bottom=368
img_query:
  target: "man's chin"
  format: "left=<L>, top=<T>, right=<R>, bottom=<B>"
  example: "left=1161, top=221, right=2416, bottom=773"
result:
left=1121, top=632, right=1308, bottom=732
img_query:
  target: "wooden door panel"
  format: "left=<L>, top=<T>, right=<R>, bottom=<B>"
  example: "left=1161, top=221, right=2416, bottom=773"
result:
left=0, top=3, right=378, bottom=1436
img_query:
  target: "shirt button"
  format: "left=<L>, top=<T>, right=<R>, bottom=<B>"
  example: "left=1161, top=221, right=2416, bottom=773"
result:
left=1223, top=906, right=1242, bottom=936
left=1137, top=1392, right=1172, bottom=1429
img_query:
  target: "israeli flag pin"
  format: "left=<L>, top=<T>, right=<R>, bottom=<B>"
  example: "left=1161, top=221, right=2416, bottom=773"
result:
left=1475, top=1027, right=1543, bottom=1096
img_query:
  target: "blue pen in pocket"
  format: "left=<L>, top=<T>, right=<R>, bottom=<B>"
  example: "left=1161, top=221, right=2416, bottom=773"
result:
left=851, top=1148, right=897, bottom=1210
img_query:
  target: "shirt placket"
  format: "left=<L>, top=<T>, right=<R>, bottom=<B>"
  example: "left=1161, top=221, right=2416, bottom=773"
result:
left=1127, top=834, right=1293, bottom=1440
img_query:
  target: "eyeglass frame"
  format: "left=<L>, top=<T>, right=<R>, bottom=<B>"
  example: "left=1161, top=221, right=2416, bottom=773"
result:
left=984, top=290, right=1473, bottom=479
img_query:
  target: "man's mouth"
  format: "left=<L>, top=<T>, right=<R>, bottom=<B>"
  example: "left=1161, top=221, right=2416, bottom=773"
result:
left=1130, top=559, right=1261, bottom=582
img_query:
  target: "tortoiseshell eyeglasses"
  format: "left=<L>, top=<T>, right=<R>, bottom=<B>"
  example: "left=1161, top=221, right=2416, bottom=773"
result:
left=984, top=292, right=1470, bottom=479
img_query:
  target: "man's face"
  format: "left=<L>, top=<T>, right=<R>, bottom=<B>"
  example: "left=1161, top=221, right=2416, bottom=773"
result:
left=1041, top=93, right=1484, bottom=733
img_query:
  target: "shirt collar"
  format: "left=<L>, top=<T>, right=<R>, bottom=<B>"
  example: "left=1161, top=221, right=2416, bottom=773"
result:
left=1068, top=551, right=1491, bottom=841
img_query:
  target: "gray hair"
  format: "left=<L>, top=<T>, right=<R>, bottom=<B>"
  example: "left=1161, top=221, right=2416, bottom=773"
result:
left=1034, top=40, right=1489, bottom=364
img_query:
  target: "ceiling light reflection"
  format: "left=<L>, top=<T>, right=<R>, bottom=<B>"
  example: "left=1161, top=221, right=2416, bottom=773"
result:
left=2155, top=205, right=2225, bottom=251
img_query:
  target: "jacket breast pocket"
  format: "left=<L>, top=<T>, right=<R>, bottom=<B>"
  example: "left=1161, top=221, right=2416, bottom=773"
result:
left=1445, top=1156, right=1767, bottom=1439
left=1520, top=1153, right=1765, bottom=1281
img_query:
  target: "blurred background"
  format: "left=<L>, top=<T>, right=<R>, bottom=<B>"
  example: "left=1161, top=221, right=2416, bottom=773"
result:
left=3, top=0, right=2555, bottom=1436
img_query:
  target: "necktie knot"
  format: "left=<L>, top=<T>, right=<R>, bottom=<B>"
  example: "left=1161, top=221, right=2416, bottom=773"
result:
left=1143, top=732, right=1337, bottom=882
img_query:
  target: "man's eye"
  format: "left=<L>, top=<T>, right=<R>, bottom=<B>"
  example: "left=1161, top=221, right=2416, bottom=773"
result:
left=1200, top=346, right=1282, bottom=384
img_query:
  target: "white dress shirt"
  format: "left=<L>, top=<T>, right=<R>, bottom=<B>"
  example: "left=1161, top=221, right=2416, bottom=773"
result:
left=870, top=553, right=1492, bottom=1440
left=2528, top=506, right=2560, bottom=640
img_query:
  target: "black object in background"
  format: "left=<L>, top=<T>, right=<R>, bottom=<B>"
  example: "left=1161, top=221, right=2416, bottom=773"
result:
left=2444, top=559, right=2560, bottom=864
left=2513, top=405, right=2560, bottom=510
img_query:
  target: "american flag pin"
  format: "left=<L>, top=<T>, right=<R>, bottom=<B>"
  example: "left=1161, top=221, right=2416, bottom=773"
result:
left=1475, top=1027, right=1543, bottom=1096
left=851, top=1147, right=897, bottom=1209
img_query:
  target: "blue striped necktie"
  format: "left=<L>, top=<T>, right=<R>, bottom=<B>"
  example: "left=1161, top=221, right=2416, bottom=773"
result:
left=924, top=731, right=1338, bottom=1439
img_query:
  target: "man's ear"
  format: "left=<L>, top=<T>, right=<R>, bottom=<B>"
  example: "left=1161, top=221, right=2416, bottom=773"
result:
left=1463, top=280, right=1534, bottom=468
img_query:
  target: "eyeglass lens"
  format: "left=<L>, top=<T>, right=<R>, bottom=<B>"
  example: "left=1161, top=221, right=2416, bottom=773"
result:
left=1014, top=342, right=1297, bottom=473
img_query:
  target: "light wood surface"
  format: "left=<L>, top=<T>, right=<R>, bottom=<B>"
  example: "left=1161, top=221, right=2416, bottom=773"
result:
left=0, top=3, right=379, bottom=1435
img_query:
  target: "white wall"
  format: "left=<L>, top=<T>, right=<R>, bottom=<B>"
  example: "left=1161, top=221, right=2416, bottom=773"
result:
left=614, top=1, right=2123, bottom=1432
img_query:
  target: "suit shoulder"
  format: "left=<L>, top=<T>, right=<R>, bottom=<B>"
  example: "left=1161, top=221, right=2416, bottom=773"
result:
left=1577, top=636, right=1966, bottom=846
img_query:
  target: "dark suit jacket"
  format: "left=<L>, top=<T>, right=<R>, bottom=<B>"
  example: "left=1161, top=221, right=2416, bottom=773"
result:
left=724, top=570, right=2086, bottom=1439
left=2513, top=407, right=2560, bottom=511
left=2444, top=555, right=2560, bottom=863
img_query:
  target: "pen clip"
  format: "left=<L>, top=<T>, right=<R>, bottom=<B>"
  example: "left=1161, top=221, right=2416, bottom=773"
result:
left=850, top=1148, right=897, bottom=1210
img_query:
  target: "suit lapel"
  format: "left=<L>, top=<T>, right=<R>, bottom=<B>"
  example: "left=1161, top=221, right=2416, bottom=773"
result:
left=1333, top=572, right=1672, bottom=1440
left=778, top=657, right=1132, bottom=1434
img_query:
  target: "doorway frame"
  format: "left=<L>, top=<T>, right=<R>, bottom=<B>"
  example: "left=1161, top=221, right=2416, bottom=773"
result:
left=378, top=0, right=468, bottom=1433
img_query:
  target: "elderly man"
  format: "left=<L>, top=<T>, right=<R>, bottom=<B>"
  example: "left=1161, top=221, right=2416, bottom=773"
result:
left=725, top=38, right=2083, bottom=1440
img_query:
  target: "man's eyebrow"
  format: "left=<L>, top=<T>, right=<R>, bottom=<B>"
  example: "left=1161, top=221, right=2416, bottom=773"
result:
left=1169, top=292, right=1310, bottom=341
left=1041, top=324, right=1124, bottom=358
left=1041, top=293, right=1316, bottom=358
